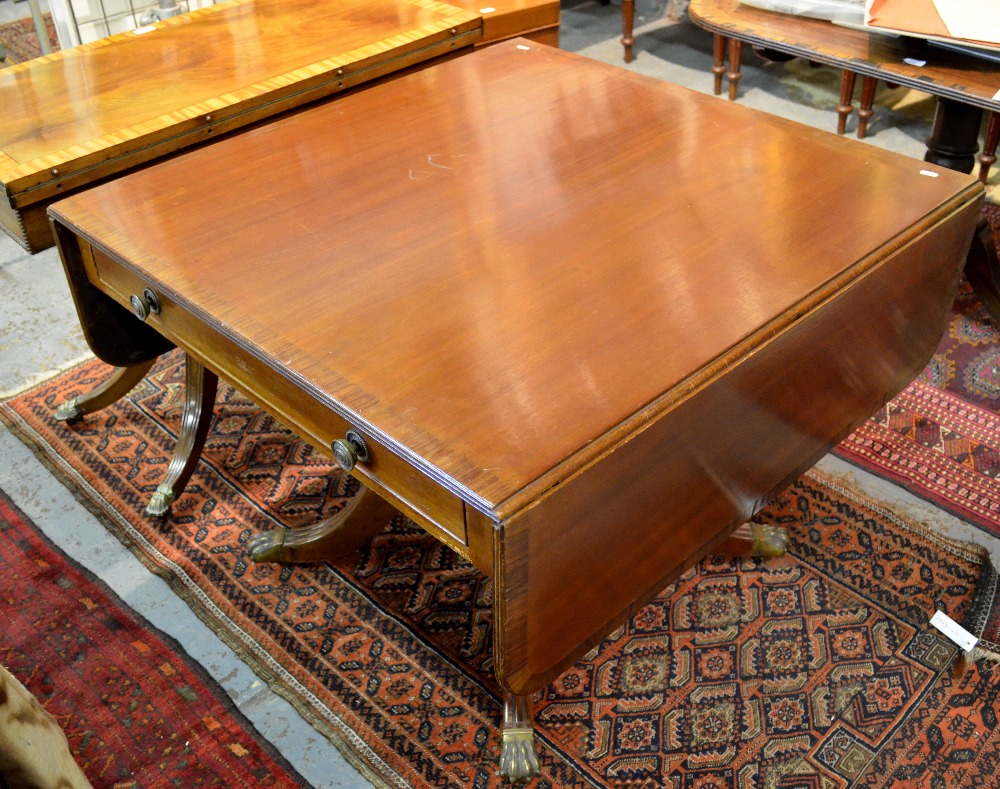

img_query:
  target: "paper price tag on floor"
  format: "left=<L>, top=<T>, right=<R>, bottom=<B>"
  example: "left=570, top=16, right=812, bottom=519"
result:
left=930, top=610, right=979, bottom=652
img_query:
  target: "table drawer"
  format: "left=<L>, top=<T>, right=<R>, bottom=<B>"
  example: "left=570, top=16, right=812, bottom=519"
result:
left=83, top=242, right=469, bottom=553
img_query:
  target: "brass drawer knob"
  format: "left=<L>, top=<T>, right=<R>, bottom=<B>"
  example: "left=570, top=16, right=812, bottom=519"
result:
left=332, top=429, right=370, bottom=471
left=130, top=288, right=161, bottom=321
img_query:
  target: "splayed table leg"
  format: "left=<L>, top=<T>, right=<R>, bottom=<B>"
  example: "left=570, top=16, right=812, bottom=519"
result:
left=146, top=355, right=218, bottom=517
left=247, top=483, right=397, bottom=564
left=54, top=361, right=154, bottom=423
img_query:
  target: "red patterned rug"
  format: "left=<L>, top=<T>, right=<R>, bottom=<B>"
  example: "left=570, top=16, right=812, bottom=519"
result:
left=835, top=204, right=1000, bottom=538
left=0, top=487, right=305, bottom=787
left=4, top=355, right=1000, bottom=787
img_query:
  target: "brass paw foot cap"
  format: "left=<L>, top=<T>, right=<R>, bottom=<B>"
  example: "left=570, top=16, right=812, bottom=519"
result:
left=54, top=398, right=83, bottom=423
left=247, top=530, right=286, bottom=563
left=498, top=727, right=539, bottom=783
left=145, top=483, right=176, bottom=517
left=750, top=524, right=790, bottom=558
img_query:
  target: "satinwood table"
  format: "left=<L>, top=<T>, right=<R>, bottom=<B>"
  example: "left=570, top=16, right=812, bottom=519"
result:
left=0, top=0, right=481, bottom=253
left=48, top=40, right=982, bottom=780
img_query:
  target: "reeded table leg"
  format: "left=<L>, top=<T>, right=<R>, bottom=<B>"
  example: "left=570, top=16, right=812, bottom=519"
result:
left=247, top=484, right=397, bottom=563
left=498, top=693, right=540, bottom=783
left=54, top=360, right=154, bottom=423
left=719, top=522, right=789, bottom=558
left=146, top=355, right=218, bottom=517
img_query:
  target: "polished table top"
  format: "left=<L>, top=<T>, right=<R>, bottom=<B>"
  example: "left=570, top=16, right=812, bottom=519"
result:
left=49, top=40, right=979, bottom=517
left=0, top=0, right=480, bottom=251
left=0, top=0, right=477, bottom=166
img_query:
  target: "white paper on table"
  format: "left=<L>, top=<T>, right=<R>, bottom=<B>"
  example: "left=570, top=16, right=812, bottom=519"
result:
left=932, top=0, right=1000, bottom=45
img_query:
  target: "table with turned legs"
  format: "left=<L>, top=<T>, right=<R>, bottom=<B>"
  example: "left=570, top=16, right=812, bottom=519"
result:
left=685, top=0, right=1000, bottom=176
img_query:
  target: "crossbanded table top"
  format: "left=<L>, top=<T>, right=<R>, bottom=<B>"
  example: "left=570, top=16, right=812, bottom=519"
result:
left=0, top=0, right=479, bottom=204
left=50, top=41, right=982, bottom=513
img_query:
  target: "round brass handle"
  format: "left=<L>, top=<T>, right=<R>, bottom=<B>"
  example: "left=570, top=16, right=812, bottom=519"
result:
left=331, top=429, right=370, bottom=471
left=143, top=288, right=161, bottom=315
left=130, top=289, right=161, bottom=321
left=130, top=293, right=149, bottom=321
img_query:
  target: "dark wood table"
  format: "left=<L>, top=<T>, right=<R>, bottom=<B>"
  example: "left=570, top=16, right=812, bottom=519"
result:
left=48, top=41, right=982, bottom=780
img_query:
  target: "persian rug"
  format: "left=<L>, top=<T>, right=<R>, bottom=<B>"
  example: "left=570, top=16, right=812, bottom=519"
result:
left=835, top=204, right=1000, bottom=539
left=4, top=355, right=1000, bottom=787
left=0, top=486, right=307, bottom=787
left=0, top=13, right=58, bottom=66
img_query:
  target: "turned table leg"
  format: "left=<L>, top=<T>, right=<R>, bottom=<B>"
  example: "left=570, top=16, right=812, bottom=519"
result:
left=727, top=38, right=742, bottom=101
left=836, top=70, right=856, bottom=135
left=498, top=693, right=540, bottom=782
left=146, top=354, right=218, bottom=517
left=925, top=98, right=982, bottom=173
left=919, top=98, right=1000, bottom=319
left=856, top=75, right=877, bottom=139
left=54, top=360, right=155, bottom=423
left=621, top=0, right=635, bottom=63
left=711, top=34, right=728, bottom=95
left=247, top=483, right=397, bottom=563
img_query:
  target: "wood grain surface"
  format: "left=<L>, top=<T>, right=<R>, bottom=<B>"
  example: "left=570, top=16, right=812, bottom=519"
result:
left=49, top=41, right=982, bottom=516
left=494, top=196, right=981, bottom=693
left=0, top=0, right=479, bottom=204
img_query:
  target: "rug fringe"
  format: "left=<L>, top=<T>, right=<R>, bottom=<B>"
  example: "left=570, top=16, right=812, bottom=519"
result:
left=968, top=644, right=1000, bottom=664
left=962, top=558, right=1000, bottom=667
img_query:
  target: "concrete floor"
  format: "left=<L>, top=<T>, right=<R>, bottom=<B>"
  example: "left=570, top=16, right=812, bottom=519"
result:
left=1, top=3, right=997, bottom=786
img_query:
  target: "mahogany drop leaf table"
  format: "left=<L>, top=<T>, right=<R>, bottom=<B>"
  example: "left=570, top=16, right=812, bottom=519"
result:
left=48, top=41, right=983, bottom=779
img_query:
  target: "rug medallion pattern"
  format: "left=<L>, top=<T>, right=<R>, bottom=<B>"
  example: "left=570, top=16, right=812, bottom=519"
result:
left=4, top=354, right=1000, bottom=787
